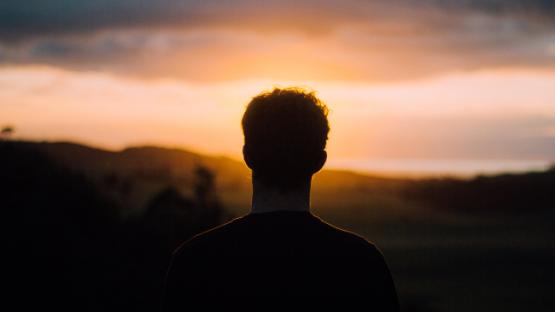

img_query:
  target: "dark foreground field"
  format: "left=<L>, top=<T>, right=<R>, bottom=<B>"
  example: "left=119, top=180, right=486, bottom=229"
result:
left=2, top=140, right=553, bottom=311
left=337, top=211, right=555, bottom=312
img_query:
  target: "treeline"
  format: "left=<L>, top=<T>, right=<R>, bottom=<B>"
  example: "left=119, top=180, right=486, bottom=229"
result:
left=403, top=168, right=555, bottom=214
left=1, top=142, right=228, bottom=311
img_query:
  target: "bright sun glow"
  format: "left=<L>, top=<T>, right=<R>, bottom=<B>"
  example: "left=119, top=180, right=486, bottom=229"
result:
left=2, top=65, right=555, bottom=175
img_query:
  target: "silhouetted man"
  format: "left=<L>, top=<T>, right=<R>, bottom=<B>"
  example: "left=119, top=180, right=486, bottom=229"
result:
left=162, top=88, right=399, bottom=309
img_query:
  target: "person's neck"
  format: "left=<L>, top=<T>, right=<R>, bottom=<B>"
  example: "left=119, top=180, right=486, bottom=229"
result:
left=250, top=177, right=311, bottom=214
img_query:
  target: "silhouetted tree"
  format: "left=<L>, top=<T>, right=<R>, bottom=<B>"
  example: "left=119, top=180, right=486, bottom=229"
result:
left=194, top=164, right=216, bottom=208
left=193, top=164, right=226, bottom=229
left=1, top=125, right=14, bottom=140
left=116, top=165, right=228, bottom=312
left=144, top=186, right=196, bottom=250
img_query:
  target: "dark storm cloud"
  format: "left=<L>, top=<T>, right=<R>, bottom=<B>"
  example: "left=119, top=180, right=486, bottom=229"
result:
left=0, top=1, right=193, bottom=41
left=0, top=0, right=356, bottom=41
left=1, top=0, right=555, bottom=81
left=427, top=0, right=555, bottom=16
left=1, top=1, right=554, bottom=41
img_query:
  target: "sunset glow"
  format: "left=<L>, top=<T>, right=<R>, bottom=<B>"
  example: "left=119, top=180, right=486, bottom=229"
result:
left=2, top=1, right=555, bottom=174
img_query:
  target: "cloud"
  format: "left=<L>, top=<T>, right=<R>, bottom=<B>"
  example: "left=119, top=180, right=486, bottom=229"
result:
left=1, top=1, right=554, bottom=41
left=1, top=0, right=555, bottom=82
left=0, top=0, right=360, bottom=41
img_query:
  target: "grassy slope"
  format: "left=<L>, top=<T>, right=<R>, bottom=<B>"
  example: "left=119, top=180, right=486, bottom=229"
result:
left=19, top=140, right=414, bottom=217
left=12, top=140, right=555, bottom=312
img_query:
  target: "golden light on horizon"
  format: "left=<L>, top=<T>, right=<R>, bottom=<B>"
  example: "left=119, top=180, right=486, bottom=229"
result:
left=2, top=65, right=555, bottom=176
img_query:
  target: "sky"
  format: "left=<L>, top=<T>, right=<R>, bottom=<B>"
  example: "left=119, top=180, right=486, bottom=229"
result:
left=1, top=0, right=555, bottom=174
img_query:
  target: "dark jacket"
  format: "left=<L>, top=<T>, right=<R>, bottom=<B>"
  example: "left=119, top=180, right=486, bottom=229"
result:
left=162, top=211, right=399, bottom=310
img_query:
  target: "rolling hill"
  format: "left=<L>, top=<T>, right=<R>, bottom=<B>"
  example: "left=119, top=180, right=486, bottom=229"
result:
left=6, top=140, right=554, bottom=220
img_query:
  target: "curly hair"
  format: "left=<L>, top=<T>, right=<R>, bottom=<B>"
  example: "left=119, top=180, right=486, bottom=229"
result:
left=242, top=87, right=330, bottom=190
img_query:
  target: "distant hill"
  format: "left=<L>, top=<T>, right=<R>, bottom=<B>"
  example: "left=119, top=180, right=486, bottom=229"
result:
left=15, top=140, right=246, bottom=184
left=8, top=141, right=248, bottom=215
left=9, top=140, right=408, bottom=216
left=3, top=140, right=553, bottom=312
left=5, top=140, right=554, bottom=219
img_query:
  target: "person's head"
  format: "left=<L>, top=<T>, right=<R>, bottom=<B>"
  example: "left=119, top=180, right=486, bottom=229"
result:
left=242, top=88, right=329, bottom=191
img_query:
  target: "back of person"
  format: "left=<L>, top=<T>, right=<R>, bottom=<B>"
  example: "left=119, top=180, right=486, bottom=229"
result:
left=162, top=88, right=399, bottom=310
left=163, top=211, right=398, bottom=308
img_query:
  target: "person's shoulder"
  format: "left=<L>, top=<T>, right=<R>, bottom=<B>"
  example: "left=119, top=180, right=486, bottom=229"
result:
left=313, top=215, right=381, bottom=252
left=172, top=215, right=248, bottom=257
